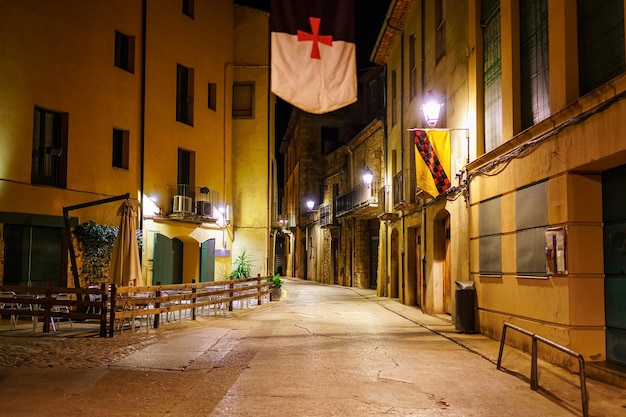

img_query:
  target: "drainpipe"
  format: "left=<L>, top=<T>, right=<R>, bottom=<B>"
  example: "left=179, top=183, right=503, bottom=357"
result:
left=400, top=29, right=406, bottom=302
left=420, top=0, right=427, bottom=310
left=139, top=0, right=147, bottom=230
left=382, top=64, right=389, bottom=298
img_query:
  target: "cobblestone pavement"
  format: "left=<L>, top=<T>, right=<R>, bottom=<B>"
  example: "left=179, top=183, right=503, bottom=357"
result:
left=1, top=279, right=625, bottom=417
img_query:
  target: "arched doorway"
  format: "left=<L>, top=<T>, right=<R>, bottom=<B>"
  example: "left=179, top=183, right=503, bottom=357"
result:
left=434, top=210, right=451, bottom=315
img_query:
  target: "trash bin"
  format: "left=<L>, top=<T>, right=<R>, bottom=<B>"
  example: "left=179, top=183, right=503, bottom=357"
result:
left=455, top=281, right=476, bottom=333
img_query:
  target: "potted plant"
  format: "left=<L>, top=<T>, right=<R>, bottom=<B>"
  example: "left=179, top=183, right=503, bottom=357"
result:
left=268, top=273, right=284, bottom=301
left=229, top=250, right=253, bottom=280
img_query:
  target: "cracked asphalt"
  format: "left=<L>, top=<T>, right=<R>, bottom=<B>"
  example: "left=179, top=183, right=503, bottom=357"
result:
left=1, top=278, right=624, bottom=416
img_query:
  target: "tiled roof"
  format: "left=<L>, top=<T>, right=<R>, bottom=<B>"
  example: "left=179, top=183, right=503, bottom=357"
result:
left=371, top=0, right=413, bottom=65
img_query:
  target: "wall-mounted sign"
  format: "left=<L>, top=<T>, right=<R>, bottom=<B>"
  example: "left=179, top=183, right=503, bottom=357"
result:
left=545, top=227, right=567, bottom=274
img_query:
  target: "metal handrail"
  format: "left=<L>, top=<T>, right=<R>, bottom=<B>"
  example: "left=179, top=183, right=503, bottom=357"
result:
left=497, top=323, right=588, bottom=417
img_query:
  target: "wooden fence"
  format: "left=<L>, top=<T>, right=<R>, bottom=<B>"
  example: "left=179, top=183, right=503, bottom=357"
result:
left=0, top=275, right=273, bottom=337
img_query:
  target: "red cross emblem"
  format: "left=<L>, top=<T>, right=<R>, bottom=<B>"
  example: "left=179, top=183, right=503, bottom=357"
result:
left=297, top=17, right=333, bottom=59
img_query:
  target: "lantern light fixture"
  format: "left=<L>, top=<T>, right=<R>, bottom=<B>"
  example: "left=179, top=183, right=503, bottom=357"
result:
left=421, top=90, right=443, bottom=127
left=362, top=167, right=374, bottom=187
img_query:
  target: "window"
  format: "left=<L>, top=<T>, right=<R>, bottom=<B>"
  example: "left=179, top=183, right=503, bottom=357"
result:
left=31, top=107, right=68, bottom=188
left=208, top=83, right=217, bottom=111
left=520, top=0, right=550, bottom=129
left=391, top=70, right=397, bottom=126
left=182, top=0, right=195, bottom=19
left=515, top=181, right=548, bottom=276
left=233, top=82, right=254, bottom=118
left=578, top=0, right=625, bottom=95
left=435, top=0, right=446, bottom=63
left=112, top=128, right=129, bottom=169
left=321, top=126, right=339, bottom=155
left=478, top=196, right=502, bottom=274
left=177, top=148, right=195, bottom=196
left=409, top=34, right=417, bottom=99
left=482, top=0, right=502, bottom=152
left=114, top=30, right=135, bottom=73
left=176, top=64, right=194, bottom=125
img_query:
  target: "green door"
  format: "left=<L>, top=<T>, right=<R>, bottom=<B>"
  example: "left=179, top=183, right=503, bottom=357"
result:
left=172, top=238, right=183, bottom=284
left=200, top=239, right=215, bottom=282
left=153, top=233, right=174, bottom=285
left=603, top=165, right=626, bottom=366
left=3, top=225, right=63, bottom=287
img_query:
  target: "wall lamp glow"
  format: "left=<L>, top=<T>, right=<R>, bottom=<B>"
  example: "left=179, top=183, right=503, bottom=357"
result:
left=362, top=167, right=374, bottom=187
left=421, top=90, right=443, bottom=128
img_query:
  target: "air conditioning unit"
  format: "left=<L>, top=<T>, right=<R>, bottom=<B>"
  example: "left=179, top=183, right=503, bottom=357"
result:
left=172, top=195, right=193, bottom=214
left=196, top=200, right=213, bottom=217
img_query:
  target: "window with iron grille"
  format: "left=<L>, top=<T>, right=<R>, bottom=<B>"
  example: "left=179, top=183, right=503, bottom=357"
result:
left=31, top=107, right=68, bottom=188
left=176, top=64, right=194, bottom=125
left=114, top=30, right=135, bottom=73
left=482, top=0, right=502, bottom=152
left=520, top=0, right=550, bottom=130
left=577, top=0, right=625, bottom=95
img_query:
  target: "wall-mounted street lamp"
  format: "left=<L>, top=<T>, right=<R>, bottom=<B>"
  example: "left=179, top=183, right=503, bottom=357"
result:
left=362, top=167, right=374, bottom=187
left=218, top=205, right=231, bottom=226
left=306, top=199, right=315, bottom=212
left=421, top=90, right=443, bottom=128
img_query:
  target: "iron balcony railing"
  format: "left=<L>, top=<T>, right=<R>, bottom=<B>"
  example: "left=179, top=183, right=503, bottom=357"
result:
left=335, top=179, right=382, bottom=217
left=278, top=213, right=296, bottom=228
left=319, top=204, right=338, bottom=227
left=392, top=169, right=417, bottom=209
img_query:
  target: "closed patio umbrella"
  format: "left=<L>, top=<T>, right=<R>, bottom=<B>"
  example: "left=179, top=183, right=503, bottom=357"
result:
left=110, top=200, right=143, bottom=286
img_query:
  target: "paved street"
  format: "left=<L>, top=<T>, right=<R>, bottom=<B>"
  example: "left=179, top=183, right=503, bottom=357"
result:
left=1, top=278, right=625, bottom=416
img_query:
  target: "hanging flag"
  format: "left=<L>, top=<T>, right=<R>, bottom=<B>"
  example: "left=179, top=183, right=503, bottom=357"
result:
left=413, top=129, right=451, bottom=198
left=270, top=0, right=357, bottom=114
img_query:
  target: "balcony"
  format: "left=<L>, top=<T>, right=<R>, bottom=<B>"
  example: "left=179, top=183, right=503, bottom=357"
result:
left=167, top=184, right=221, bottom=223
left=300, top=210, right=318, bottom=227
left=335, top=179, right=382, bottom=219
left=376, top=185, right=399, bottom=222
left=277, top=213, right=296, bottom=229
left=393, top=169, right=418, bottom=211
left=319, top=204, right=338, bottom=227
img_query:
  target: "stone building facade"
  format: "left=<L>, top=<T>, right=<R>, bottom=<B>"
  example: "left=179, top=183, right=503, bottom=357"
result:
left=372, top=0, right=626, bottom=374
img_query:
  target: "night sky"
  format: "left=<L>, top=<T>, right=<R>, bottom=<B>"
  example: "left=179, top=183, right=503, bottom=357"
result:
left=234, top=0, right=392, bottom=183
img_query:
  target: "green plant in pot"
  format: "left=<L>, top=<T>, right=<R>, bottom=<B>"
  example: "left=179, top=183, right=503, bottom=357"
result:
left=268, top=273, right=284, bottom=301
left=229, top=250, right=253, bottom=280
